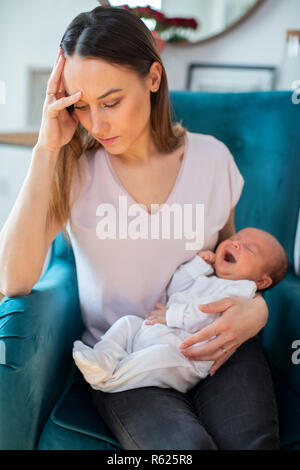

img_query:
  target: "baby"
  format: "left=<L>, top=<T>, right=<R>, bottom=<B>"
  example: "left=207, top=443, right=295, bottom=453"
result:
left=73, top=227, right=289, bottom=394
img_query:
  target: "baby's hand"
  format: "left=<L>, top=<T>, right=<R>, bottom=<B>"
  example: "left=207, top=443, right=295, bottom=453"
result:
left=145, top=302, right=167, bottom=325
left=197, top=250, right=216, bottom=267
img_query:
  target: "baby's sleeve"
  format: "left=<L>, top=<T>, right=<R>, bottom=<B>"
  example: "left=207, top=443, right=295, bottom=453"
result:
left=166, top=302, right=219, bottom=333
left=166, top=256, right=213, bottom=298
left=220, top=280, right=257, bottom=299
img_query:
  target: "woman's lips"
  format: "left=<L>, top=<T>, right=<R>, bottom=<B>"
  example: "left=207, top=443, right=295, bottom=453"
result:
left=98, top=136, right=119, bottom=144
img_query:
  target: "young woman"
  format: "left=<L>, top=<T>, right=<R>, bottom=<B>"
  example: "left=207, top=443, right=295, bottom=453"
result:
left=0, top=6, right=279, bottom=450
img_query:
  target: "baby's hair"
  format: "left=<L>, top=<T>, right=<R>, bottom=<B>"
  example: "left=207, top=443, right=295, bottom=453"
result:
left=259, top=240, right=289, bottom=292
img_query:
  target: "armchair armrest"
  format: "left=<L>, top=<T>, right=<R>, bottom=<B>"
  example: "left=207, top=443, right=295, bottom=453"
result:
left=262, top=268, right=300, bottom=397
left=0, top=232, right=83, bottom=449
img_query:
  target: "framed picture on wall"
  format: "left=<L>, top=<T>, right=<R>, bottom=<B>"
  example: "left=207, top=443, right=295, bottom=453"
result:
left=186, top=63, right=278, bottom=92
left=26, top=67, right=51, bottom=128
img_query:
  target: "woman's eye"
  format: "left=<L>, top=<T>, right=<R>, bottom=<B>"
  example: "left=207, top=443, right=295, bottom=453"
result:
left=74, top=100, right=120, bottom=111
left=103, top=100, right=121, bottom=109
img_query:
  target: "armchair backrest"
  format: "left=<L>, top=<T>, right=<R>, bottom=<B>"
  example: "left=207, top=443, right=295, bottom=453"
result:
left=169, top=91, right=300, bottom=265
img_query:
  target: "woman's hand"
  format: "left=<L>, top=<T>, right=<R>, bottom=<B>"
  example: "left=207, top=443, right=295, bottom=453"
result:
left=179, top=294, right=268, bottom=376
left=36, top=47, right=83, bottom=153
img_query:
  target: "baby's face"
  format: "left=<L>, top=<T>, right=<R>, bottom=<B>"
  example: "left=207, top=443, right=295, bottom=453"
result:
left=214, top=228, right=275, bottom=289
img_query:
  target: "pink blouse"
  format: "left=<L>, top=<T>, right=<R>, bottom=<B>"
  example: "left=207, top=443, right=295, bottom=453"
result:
left=67, top=131, right=244, bottom=346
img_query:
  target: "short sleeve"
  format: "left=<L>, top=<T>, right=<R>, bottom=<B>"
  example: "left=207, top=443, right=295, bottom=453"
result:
left=185, top=133, right=245, bottom=250
left=224, top=147, right=244, bottom=209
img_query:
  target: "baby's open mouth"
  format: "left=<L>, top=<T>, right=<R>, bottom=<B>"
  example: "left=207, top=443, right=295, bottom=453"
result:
left=223, top=251, right=237, bottom=263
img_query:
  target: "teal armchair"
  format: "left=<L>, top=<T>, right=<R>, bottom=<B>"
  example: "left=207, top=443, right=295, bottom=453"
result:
left=1, top=91, right=300, bottom=450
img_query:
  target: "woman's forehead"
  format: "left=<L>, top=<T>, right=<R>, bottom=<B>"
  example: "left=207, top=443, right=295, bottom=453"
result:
left=63, top=55, right=136, bottom=93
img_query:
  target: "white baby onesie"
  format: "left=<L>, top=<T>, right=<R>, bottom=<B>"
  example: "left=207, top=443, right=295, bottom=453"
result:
left=73, top=256, right=257, bottom=393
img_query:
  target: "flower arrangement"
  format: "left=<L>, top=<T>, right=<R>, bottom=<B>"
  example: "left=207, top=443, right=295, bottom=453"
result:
left=105, top=3, right=199, bottom=45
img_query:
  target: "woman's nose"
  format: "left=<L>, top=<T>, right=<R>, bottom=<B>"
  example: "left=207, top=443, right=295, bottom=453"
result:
left=90, top=111, right=109, bottom=136
left=91, top=121, right=110, bottom=136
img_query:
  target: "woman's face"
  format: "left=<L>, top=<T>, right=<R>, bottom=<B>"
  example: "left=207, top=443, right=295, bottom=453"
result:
left=63, top=55, right=161, bottom=155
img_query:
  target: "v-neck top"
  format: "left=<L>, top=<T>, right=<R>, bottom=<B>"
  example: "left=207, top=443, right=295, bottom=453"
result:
left=67, top=131, right=244, bottom=346
left=103, top=132, right=188, bottom=216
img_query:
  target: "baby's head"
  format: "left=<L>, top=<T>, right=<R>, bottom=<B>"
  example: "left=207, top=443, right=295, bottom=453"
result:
left=214, top=227, right=289, bottom=291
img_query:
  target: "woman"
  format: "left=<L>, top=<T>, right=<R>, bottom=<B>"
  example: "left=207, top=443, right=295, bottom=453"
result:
left=0, top=6, right=279, bottom=449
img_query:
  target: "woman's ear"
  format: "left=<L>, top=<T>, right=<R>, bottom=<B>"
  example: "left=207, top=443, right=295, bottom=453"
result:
left=149, top=61, right=162, bottom=92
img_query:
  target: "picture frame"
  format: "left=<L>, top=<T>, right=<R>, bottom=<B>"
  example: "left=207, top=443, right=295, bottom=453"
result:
left=26, top=67, right=51, bottom=128
left=186, top=63, right=278, bottom=92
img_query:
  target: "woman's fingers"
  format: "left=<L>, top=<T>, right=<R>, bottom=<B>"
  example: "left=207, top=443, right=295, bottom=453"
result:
left=46, top=53, right=66, bottom=98
left=56, top=75, right=66, bottom=99
left=45, top=51, right=82, bottom=114
left=47, top=91, right=82, bottom=116
left=181, top=336, right=237, bottom=361
left=179, top=319, right=221, bottom=350
left=199, top=297, right=234, bottom=315
left=178, top=298, right=235, bottom=350
left=181, top=328, right=236, bottom=358
left=209, top=345, right=237, bottom=376
left=54, top=46, right=63, bottom=66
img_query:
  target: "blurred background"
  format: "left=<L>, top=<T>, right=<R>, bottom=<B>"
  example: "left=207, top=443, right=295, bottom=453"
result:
left=0, top=0, right=299, bottom=276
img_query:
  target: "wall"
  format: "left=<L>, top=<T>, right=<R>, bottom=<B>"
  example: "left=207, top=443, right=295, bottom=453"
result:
left=0, top=0, right=298, bottom=132
left=0, top=0, right=99, bottom=132
left=163, top=0, right=300, bottom=90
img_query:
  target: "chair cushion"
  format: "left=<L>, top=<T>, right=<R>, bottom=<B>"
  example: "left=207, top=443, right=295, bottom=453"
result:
left=270, top=364, right=300, bottom=450
left=37, top=367, right=121, bottom=450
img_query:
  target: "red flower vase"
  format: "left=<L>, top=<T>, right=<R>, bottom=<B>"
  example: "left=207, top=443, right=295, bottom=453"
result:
left=151, top=30, right=167, bottom=53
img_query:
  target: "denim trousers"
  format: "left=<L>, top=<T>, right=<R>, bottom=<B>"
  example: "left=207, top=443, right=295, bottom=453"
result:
left=90, top=334, right=280, bottom=450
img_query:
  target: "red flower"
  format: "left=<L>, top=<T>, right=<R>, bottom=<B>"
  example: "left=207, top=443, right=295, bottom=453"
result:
left=118, top=4, right=198, bottom=37
left=151, top=10, right=165, bottom=22
left=166, top=17, right=181, bottom=27
left=165, top=16, right=198, bottom=29
left=119, top=5, right=131, bottom=11
left=151, top=30, right=167, bottom=52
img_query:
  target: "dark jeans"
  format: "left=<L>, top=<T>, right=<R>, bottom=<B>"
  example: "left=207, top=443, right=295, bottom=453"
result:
left=90, top=334, right=280, bottom=450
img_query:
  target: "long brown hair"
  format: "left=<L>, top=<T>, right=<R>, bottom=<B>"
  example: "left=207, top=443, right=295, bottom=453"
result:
left=48, top=6, right=186, bottom=244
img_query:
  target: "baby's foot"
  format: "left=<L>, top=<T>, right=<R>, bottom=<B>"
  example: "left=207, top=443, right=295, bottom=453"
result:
left=72, top=341, right=113, bottom=385
left=72, top=341, right=112, bottom=384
